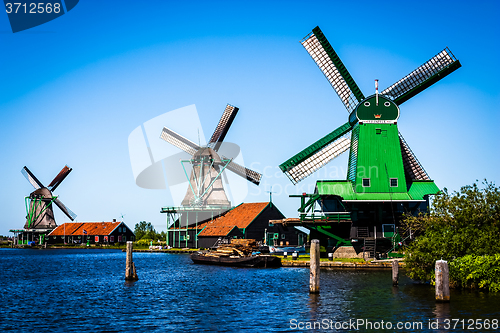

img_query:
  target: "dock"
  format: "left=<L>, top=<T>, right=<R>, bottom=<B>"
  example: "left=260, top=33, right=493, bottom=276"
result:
left=281, top=260, right=404, bottom=269
left=122, top=249, right=196, bottom=254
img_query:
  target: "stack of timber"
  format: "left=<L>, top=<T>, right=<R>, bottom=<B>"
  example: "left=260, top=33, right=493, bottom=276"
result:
left=191, top=239, right=281, bottom=268
left=215, top=239, right=257, bottom=256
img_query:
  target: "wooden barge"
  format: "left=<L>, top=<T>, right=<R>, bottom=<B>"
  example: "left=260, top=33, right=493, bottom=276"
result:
left=190, top=252, right=281, bottom=268
left=190, top=238, right=281, bottom=268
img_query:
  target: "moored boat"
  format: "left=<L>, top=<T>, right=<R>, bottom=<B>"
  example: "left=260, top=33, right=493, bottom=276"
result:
left=190, top=238, right=281, bottom=268
left=269, top=245, right=306, bottom=254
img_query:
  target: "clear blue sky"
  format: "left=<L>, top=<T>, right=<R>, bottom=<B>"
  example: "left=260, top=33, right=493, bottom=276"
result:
left=1, top=0, right=499, bottom=235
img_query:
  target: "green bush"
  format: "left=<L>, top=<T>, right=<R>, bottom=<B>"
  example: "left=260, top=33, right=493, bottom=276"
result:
left=135, top=239, right=154, bottom=247
left=402, top=180, right=500, bottom=282
left=450, top=254, right=500, bottom=292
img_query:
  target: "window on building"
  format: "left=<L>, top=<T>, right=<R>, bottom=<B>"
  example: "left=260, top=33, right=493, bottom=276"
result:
left=362, top=178, right=370, bottom=187
left=281, top=234, right=286, bottom=239
left=123, top=236, right=126, bottom=242
left=110, top=236, right=114, bottom=242
left=95, top=236, right=99, bottom=242
left=390, top=178, right=398, bottom=187
left=104, top=236, right=108, bottom=242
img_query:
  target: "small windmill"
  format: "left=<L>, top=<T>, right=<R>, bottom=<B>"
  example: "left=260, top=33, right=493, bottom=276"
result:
left=280, top=26, right=461, bottom=189
left=22, top=166, right=77, bottom=230
left=160, top=104, right=262, bottom=208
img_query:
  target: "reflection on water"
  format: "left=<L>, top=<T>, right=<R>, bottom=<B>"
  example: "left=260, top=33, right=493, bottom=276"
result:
left=434, top=302, right=450, bottom=333
left=1, top=249, right=499, bottom=332
left=308, top=293, right=321, bottom=322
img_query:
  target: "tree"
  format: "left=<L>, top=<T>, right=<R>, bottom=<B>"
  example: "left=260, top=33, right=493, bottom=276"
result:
left=134, top=221, right=157, bottom=241
left=401, top=180, right=500, bottom=282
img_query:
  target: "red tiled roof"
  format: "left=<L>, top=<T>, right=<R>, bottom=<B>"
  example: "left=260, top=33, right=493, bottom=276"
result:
left=197, top=202, right=269, bottom=237
left=48, top=222, right=124, bottom=236
left=198, top=225, right=238, bottom=237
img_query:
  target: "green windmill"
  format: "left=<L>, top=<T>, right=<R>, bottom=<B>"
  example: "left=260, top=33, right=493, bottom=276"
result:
left=279, top=26, right=461, bottom=257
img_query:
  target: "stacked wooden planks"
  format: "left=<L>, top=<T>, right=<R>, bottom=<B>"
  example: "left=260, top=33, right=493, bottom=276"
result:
left=215, top=239, right=257, bottom=256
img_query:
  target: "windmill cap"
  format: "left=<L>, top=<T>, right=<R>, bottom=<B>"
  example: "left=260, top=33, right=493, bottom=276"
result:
left=355, top=95, right=400, bottom=123
left=31, top=187, right=52, bottom=199
left=192, top=147, right=222, bottom=164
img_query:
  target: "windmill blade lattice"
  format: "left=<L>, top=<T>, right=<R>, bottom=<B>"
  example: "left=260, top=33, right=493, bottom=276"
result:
left=48, top=165, right=72, bottom=191
left=381, top=47, right=461, bottom=105
left=222, top=157, right=262, bottom=185
left=280, top=122, right=353, bottom=184
left=301, top=26, right=365, bottom=113
left=399, top=133, right=430, bottom=181
left=209, top=105, right=239, bottom=151
left=285, top=136, right=350, bottom=185
left=21, top=166, right=43, bottom=190
left=54, top=197, right=77, bottom=221
left=160, top=127, right=201, bottom=156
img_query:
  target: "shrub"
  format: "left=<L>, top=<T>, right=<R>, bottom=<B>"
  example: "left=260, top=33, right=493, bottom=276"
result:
left=449, top=254, right=500, bottom=292
left=402, top=180, right=500, bottom=282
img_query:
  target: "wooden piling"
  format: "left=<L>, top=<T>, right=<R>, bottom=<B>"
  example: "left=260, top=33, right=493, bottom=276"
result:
left=125, top=241, right=139, bottom=281
left=435, top=260, right=449, bottom=302
left=392, top=260, right=399, bottom=286
left=309, top=239, right=320, bottom=294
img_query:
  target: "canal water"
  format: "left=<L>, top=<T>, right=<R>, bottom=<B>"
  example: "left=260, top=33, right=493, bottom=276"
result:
left=1, top=248, right=499, bottom=332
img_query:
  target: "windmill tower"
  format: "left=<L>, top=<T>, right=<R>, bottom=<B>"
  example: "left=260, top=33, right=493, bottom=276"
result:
left=279, top=26, right=461, bottom=255
left=19, top=166, right=77, bottom=245
left=160, top=104, right=262, bottom=229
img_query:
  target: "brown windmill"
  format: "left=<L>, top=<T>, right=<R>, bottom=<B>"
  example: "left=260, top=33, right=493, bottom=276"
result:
left=22, top=165, right=77, bottom=230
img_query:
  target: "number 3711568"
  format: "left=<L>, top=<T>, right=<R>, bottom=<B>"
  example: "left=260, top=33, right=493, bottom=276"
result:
left=5, top=2, right=61, bottom=14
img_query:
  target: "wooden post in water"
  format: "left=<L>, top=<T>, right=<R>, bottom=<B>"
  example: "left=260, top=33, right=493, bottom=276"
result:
left=435, top=260, right=449, bottom=302
left=392, top=260, right=399, bottom=286
left=125, top=241, right=139, bottom=281
left=309, top=239, right=320, bottom=294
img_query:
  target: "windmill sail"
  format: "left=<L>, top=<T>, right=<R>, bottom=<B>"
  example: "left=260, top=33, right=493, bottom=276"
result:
left=280, top=122, right=353, bottom=184
left=222, top=157, right=262, bottom=185
left=209, top=104, right=239, bottom=151
left=160, top=127, right=200, bottom=156
left=48, top=165, right=72, bottom=191
left=22, top=166, right=43, bottom=189
left=381, top=47, right=461, bottom=105
left=54, top=197, right=77, bottom=221
left=301, top=26, right=365, bottom=113
left=399, top=133, right=430, bottom=181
